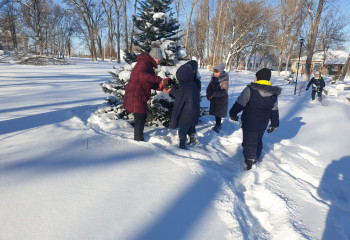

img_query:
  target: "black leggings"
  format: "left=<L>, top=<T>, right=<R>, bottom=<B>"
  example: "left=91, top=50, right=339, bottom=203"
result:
left=134, top=113, right=147, bottom=141
left=215, top=116, right=221, bottom=126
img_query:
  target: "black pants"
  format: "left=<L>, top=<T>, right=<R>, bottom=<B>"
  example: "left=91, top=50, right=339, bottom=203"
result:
left=134, top=113, right=147, bottom=141
left=242, top=129, right=264, bottom=161
left=215, top=116, right=222, bottom=126
left=178, top=125, right=196, bottom=144
left=312, top=88, right=322, bottom=100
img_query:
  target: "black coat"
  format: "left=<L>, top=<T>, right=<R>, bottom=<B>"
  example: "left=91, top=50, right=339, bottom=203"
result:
left=206, top=72, right=229, bottom=118
left=186, top=60, right=201, bottom=91
left=307, top=77, right=325, bottom=91
left=229, top=82, right=282, bottom=132
left=169, top=64, right=200, bottom=129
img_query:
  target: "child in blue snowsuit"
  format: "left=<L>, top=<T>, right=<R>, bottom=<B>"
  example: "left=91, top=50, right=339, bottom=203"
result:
left=306, top=71, right=325, bottom=101
left=229, top=68, right=282, bottom=170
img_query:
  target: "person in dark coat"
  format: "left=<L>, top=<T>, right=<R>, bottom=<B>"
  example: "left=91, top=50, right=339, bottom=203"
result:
left=206, top=63, right=229, bottom=133
left=229, top=68, right=282, bottom=170
left=169, top=64, right=200, bottom=149
left=306, top=71, right=325, bottom=101
left=186, top=60, right=202, bottom=91
left=123, top=44, right=168, bottom=141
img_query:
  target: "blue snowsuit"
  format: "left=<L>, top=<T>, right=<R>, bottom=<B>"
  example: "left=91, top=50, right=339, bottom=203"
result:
left=229, top=81, right=282, bottom=161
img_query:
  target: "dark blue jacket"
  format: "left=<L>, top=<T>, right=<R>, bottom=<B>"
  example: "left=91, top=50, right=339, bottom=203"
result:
left=169, top=64, right=200, bottom=129
left=229, top=82, right=282, bottom=132
left=307, top=77, right=325, bottom=91
left=206, top=72, right=229, bottom=118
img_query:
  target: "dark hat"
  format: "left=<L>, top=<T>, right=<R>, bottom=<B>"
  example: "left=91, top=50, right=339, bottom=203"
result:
left=256, top=68, right=271, bottom=81
left=176, top=64, right=194, bottom=83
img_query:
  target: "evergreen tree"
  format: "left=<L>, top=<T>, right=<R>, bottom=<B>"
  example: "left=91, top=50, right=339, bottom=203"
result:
left=133, top=0, right=180, bottom=53
left=124, top=0, right=182, bottom=64
left=100, top=0, right=190, bottom=127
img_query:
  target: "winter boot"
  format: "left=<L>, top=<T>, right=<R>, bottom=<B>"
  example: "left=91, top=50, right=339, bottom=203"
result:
left=212, top=124, right=221, bottom=133
left=244, top=159, right=256, bottom=170
left=188, top=134, right=200, bottom=146
left=134, top=135, right=144, bottom=142
left=179, top=138, right=188, bottom=150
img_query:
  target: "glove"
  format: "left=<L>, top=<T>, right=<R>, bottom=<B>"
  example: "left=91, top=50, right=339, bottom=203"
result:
left=267, top=126, right=277, bottom=133
left=306, top=87, right=309, bottom=91
left=158, top=77, right=169, bottom=90
left=229, top=115, right=239, bottom=122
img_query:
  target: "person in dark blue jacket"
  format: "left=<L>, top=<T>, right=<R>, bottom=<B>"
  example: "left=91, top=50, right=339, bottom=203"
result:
left=169, top=63, right=201, bottom=150
left=229, top=68, right=282, bottom=170
left=306, top=71, right=325, bottom=101
left=206, top=63, right=229, bottom=133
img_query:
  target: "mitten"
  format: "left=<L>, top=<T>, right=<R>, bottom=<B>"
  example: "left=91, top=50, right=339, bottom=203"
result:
left=267, top=126, right=277, bottom=133
left=229, top=115, right=239, bottom=122
left=158, top=77, right=169, bottom=90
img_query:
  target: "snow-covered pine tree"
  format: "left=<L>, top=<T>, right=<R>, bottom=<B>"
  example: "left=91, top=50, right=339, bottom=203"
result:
left=133, top=0, right=180, bottom=51
left=100, top=0, right=189, bottom=127
left=124, top=0, right=181, bottom=64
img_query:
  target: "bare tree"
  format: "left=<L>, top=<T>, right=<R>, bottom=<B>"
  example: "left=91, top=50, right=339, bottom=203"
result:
left=64, top=0, right=99, bottom=61
left=102, top=0, right=115, bottom=62
left=317, top=8, right=348, bottom=68
left=193, top=0, right=209, bottom=67
left=303, top=0, right=325, bottom=81
left=225, top=1, right=272, bottom=70
left=0, top=0, right=20, bottom=52
left=121, top=0, right=128, bottom=51
left=111, top=0, right=122, bottom=63
left=180, top=0, right=199, bottom=49
left=129, top=0, right=138, bottom=52
left=339, top=53, right=350, bottom=82
left=21, top=0, right=51, bottom=55
left=210, top=0, right=229, bottom=66
left=275, top=0, right=304, bottom=76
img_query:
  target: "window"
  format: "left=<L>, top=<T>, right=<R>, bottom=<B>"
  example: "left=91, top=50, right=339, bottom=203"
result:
left=313, top=63, right=321, bottom=72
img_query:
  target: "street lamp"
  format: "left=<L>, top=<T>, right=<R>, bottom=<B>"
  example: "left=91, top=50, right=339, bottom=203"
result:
left=294, top=37, right=304, bottom=95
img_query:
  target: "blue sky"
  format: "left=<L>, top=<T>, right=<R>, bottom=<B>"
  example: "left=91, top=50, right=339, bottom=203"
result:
left=335, top=0, right=350, bottom=50
left=66, top=0, right=350, bottom=53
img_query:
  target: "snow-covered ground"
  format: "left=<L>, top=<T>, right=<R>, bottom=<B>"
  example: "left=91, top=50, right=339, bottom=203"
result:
left=1, top=58, right=350, bottom=240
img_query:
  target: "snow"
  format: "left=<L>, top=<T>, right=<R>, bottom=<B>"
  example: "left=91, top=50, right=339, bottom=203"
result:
left=153, top=12, right=170, bottom=24
left=1, top=58, right=350, bottom=240
left=297, top=50, right=349, bottom=64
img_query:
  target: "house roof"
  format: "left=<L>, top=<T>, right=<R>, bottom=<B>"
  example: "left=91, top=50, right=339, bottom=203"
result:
left=293, top=50, right=349, bottom=64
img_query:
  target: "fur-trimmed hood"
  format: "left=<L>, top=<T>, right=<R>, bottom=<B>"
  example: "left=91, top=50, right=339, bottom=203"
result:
left=211, top=71, right=229, bottom=83
left=248, top=82, right=282, bottom=97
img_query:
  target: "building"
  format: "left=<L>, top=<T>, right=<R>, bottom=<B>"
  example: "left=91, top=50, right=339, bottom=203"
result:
left=0, top=30, right=28, bottom=52
left=291, top=50, right=350, bottom=78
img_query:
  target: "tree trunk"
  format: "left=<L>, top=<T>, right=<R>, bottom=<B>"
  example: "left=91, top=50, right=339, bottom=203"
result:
left=211, top=0, right=225, bottom=66
left=305, top=0, right=324, bottom=81
left=339, top=54, right=350, bottom=82
left=116, top=12, right=121, bottom=63
left=129, top=0, right=138, bottom=52
left=112, top=0, right=122, bottom=63
left=122, top=0, right=128, bottom=52
left=218, top=1, right=229, bottom=63
left=206, top=0, right=210, bottom=66
left=181, top=0, right=199, bottom=49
